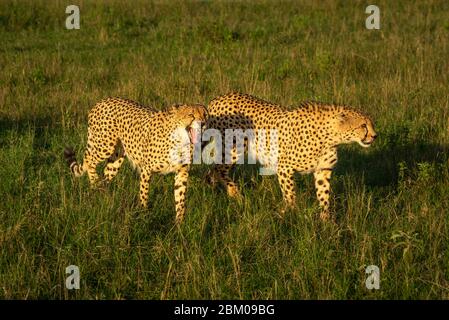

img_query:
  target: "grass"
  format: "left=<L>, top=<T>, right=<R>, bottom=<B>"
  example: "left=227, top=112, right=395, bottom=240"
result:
left=0, top=0, right=448, bottom=299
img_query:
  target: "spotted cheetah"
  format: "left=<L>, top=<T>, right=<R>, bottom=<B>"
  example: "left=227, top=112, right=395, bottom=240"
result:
left=64, top=97, right=207, bottom=223
left=205, top=92, right=377, bottom=220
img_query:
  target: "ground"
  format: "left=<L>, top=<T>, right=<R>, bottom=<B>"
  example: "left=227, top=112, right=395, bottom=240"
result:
left=0, top=0, right=448, bottom=299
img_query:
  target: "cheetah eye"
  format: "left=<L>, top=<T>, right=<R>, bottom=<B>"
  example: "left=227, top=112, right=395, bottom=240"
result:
left=361, top=123, right=367, bottom=129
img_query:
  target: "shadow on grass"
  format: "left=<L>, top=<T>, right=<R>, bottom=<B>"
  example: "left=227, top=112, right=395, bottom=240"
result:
left=0, top=115, right=61, bottom=169
left=337, top=140, right=449, bottom=188
left=207, top=137, right=448, bottom=205
left=0, top=115, right=54, bottom=140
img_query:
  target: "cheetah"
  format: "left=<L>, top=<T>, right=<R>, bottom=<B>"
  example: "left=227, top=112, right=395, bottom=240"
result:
left=205, top=92, right=377, bottom=220
left=64, top=97, right=207, bottom=223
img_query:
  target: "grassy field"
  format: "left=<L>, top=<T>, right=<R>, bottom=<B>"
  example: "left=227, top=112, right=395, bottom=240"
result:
left=0, top=0, right=448, bottom=299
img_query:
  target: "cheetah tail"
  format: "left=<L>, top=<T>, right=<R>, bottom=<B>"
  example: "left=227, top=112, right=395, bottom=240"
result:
left=64, top=147, right=85, bottom=177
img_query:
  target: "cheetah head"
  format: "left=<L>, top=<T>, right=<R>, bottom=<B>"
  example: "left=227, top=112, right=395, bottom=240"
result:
left=336, top=109, right=377, bottom=148
left=169, top=104, right=208, bottom=144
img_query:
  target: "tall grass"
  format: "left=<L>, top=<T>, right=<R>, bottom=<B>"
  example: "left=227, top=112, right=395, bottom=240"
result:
left=0, top=0, right=448, bottom=299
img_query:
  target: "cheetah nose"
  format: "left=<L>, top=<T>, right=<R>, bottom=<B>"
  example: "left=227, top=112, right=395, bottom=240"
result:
left=372, top=134, right=378, bottom=140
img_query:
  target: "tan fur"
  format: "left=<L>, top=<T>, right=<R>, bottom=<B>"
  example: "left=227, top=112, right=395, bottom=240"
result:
left=206, top=92, right=377, bottom=220
left=64, top=97, right=207, bottom=223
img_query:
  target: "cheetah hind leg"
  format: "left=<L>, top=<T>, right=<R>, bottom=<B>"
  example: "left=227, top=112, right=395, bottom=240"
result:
left=218, top=164, right=242, bottom=199
left=64, top=145, right=110, bottom=190
left=273, top=166, right=300, bottom=219
left=205, top=166, right=220, bottom=189
left=203, top=138, right=242, bottom=199
left=205, top=164, right=242, bottom=199
left=202, top=139, right=220, bottom=189
left=104, top=142, right=125, bottom=182
left=64, top=146, right=101, bottom=185
left=64, top=147, right=84, bottom=177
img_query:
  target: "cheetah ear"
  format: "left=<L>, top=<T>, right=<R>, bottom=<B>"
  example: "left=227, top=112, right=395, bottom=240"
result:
left=193, top=104, right=207, bottom=118
left=338, top=113, right=349, bottom=123
left=168, top=104, right=180, bottom=114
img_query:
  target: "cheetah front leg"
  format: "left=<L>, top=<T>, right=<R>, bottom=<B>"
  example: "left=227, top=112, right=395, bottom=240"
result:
left=313, top=169, right=332, bottom=221
left=139, top=167, right=152, bottom=207
left=174, top=164, right=189, bottom=224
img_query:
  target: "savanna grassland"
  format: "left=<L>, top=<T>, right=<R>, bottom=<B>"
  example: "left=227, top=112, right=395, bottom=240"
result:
left=0, top=0, right=448, bottom=299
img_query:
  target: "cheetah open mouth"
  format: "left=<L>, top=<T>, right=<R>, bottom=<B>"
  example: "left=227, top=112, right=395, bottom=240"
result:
left=187, top=121, right=201, bottom=144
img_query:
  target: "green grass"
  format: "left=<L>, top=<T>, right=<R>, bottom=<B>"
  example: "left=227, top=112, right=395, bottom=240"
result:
left=0, top=0, right=448, bottom=299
